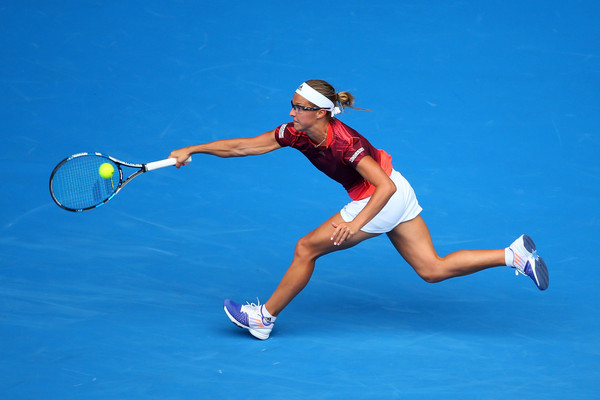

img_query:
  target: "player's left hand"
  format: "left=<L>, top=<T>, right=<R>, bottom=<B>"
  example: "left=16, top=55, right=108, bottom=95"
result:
left=330, top=221, right=359, bottom=246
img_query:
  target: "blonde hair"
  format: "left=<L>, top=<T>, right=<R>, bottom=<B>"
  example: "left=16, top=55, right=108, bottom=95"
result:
left=305, top=79, right=370, bottom=117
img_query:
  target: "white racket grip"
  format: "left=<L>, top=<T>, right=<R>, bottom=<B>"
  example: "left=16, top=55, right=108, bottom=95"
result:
left=145, top=156, right=192, bottom=171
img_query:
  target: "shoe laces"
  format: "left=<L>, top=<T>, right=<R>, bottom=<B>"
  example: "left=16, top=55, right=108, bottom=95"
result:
left=240, top=298, right=262, bottom=313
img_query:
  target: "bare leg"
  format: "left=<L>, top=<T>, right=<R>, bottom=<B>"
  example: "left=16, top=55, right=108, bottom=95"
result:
left=265, top=213, right=379, bottom=316
left=386, top=215, right=505, bottom=283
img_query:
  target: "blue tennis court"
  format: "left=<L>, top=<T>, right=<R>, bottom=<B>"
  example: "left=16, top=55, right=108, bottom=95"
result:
left=1, top=1, right=599, bottom=398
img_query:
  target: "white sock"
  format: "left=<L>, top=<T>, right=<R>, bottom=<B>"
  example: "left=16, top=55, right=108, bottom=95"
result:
left=505, top=247, right=514, bottom=267
left=261, top=305, right=276, bottom=322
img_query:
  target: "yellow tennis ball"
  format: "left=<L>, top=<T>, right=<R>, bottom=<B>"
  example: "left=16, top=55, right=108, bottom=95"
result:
left=99, top=162, right=115, bottom=179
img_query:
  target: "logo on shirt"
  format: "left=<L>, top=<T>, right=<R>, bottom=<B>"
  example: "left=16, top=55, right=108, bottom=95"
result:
left=278, top=124, right=287, bottom=139
left=349, top=147, right=364, bottom=163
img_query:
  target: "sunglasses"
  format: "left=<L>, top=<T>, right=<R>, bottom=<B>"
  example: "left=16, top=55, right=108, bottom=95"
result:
left=290, top=101, right=323, bottom=113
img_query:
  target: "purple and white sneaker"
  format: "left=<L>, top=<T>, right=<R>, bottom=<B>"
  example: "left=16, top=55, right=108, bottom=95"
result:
left=223, top=299, right=275, bottom=340
left=508, top=234, right=549, bottom=290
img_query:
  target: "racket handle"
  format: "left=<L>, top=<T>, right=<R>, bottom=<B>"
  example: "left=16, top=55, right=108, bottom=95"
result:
left=145, top=156, right=192, bottom=171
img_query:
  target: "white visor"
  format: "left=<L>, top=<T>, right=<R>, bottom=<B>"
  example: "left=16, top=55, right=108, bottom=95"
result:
left=295, top=82, right=342, bottom=116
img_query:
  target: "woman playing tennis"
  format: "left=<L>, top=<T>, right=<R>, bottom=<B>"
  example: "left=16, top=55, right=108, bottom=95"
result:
left=169, top=79, right=549, bottom=340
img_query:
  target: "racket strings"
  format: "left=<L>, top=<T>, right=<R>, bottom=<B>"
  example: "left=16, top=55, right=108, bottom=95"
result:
left=51, top=155, right=119, bottom=210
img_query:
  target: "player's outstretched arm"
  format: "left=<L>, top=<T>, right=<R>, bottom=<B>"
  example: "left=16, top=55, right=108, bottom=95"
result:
left=169, top=130, right=281, bottom=167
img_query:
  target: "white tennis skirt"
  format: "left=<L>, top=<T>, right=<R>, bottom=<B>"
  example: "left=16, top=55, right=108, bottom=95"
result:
left=340, top=169, right=422, bottom=234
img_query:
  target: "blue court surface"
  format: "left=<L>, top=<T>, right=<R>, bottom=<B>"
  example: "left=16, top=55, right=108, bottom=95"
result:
left=1, top=1, right=599, bottom=399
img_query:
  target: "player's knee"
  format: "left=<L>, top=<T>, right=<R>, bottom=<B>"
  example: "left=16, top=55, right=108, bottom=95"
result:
left=294, top=235, right=319, bottom=261
left=420, top=272, right=444, bottom=284
left=414, top=259, right=446, bottom=283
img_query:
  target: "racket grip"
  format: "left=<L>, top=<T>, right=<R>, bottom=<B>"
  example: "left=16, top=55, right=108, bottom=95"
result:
left=145, top=156, right=192, bottom=171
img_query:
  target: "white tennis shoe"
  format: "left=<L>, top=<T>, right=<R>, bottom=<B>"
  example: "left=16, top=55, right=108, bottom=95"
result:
left=508, top=234, right=549, bottom=290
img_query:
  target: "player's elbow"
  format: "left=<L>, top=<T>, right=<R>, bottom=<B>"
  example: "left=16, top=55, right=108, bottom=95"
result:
left=228, top=147, right=249, bottom=157
left=382, top=179, right=397, bottom=199
left=228, top=141, right=255, bottom=157
left=231, top=147, right=262, bottom=157
left=389, top=180, right=397, bottom=195
left=229, top=138, right=266, bottom=157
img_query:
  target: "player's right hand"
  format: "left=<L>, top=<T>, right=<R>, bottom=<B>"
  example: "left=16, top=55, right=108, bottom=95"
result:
left=169, top=148, right=192, bottom=168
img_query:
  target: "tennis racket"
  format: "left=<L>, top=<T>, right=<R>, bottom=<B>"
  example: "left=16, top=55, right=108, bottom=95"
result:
left=49, top=152, right=191, bottom=212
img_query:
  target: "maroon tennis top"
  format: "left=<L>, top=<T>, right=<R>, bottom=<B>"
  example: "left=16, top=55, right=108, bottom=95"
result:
left=274, top=118, right=393, bottom=200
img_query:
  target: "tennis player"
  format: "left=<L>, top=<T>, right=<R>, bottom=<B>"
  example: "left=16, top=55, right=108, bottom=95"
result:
left=169, top=79, right=549, bottom=340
